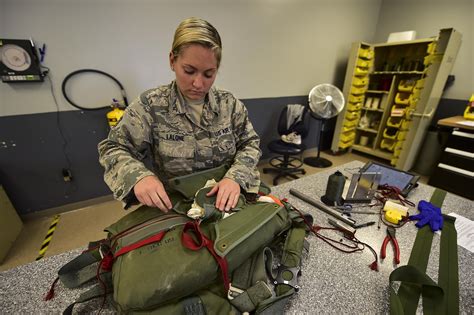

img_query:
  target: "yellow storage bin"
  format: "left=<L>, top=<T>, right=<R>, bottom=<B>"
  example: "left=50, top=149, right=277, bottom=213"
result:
left=400, top=120, right=411, bottom=130
left=349, top=94, right=364, bottom=103
left=411, top=88, right=422, bottom=99
left=356, top=58, right=373, bottom=68
left=394, top=140, right=404, bottom=151
left=415, top=79, right=425, bottom=89
left=342, top=125, right=356, bottom=132
left=350, top=86, right=366, bottom=95
left=390, top=157, right=398, bottom=166
left=424, top=54, right=443, bottom=66
left=427, top=41, right=437, bottom=54
left=347, top=102, right=362, bottom=112
left=340, top=131, right=356, bottom=142
left=397, top=131, right=407, bottom=141
left=391, top=105, right=406, bottom=117
left=398, top=79, right=416, bottom=92
left=339, top=140, right=354, bottom=149
left=381, top=138, right=397, bottom=152
left=344, top=119, right=358, bottom=128
left=393, top=147, right=402, bottom=158
left=395, top=92, right=411, bottom=105
left=358, top=47, right=374, bottom=60
left=408, top=96, right=418, bottom=108
left=345, top=111, right=360, bottom=121
left=352, top=77, right=368, bottom=87
left=354, top=66, right=369, bottom=76
left=386, top=116, right=403, bottom=128
left=383, top=127, right=398, bottom=140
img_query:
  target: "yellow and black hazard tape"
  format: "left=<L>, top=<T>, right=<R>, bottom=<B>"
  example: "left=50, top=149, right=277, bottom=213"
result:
left=36, top=214, right=61, bottom=261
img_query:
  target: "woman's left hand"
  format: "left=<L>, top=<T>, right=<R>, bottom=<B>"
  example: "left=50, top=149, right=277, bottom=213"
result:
left=206, top=178, right=241, bottom=212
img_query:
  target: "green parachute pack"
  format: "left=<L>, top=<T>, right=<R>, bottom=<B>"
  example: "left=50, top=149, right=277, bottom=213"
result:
left=47, top=165, right=312, bottom=314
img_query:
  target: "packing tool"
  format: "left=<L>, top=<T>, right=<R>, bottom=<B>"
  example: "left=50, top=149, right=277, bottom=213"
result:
left=380, top=226, right=400, bottom=265
left=334, top=204, right=380, bottom=215
left=345, top=171, right=381, bottom=203
left=321, top=171, right=345, bottom=206
left=327, top=218, right=355, bottom=236
left=354, top=221, right=376, bottom=229
left=290, top=189, right=356, bottom=227
left=344, top=210, right=379, bottom=215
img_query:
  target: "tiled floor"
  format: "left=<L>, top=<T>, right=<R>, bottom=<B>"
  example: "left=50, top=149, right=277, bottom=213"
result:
left=0, top=150, right=378, bottom=272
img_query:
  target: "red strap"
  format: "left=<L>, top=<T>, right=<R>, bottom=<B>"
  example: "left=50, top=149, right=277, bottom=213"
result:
left=182, top=221, right=230, bottom=291
left=114, top=230, right=167, bottom=258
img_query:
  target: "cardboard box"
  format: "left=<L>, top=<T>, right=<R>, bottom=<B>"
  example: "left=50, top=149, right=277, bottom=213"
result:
left=0, top=186, right=23, bottom=263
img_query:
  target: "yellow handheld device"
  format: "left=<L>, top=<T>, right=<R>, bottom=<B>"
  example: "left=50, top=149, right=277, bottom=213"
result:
left=383, top=200, right=409, bottom=224
left=464, top=94, right=474, bottom=120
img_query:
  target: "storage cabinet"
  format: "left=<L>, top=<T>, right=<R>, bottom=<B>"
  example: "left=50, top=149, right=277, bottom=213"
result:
left=331, top=28, right=462, bottom=171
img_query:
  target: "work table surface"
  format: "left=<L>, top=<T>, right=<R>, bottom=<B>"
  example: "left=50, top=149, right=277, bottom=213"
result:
left=1, top=161, right=473, bottom=313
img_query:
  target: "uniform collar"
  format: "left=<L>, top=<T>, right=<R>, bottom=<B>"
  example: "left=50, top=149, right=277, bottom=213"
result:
left=171, top=81, right=219, bottom=116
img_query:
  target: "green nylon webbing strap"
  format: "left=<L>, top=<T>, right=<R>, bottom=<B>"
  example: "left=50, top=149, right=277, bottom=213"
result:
left=276, top=226, right=306, bottom=296
left=58, top=247, right=102, bottom=289
left=395, top=189, right=446, bottom=313
left=63, top=272, right=113, bottom=315
left=390, top=189, right=459, bottom=315
left=438, top=215, right=459, bottom=315
left=230, top=225, right=307, bottom=313
left=229, top=249, right=274, bottom=312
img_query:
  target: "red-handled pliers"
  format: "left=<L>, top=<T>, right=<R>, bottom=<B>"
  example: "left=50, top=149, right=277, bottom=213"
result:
left=381, top=226, right=400, bottom=265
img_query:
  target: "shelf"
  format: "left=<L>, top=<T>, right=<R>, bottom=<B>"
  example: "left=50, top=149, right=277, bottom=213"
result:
left=371, top=71, right=425, bottom=75
left=332, top=29, right=462, bottom=171
left=366, top=90, right=389, bottom=94
left=372, top=38, right=435, bottom=47
left=361, top=107, right=384, bottom=112
left=352, top=144, right=393, bottom=160
left=357, top=127, right=378, bottom=134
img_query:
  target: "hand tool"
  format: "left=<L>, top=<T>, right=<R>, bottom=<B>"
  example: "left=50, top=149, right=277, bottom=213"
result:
left=380, top=226, right=400, bottom=265
left=289, top=189, right=356, bottom=227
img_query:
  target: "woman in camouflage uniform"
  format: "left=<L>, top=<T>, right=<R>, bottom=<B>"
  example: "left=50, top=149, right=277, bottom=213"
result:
left=98, top=17, right=261, bottom=213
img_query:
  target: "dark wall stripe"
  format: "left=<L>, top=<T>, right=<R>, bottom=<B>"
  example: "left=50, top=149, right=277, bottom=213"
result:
left=0, top=96, right=465, bottom=215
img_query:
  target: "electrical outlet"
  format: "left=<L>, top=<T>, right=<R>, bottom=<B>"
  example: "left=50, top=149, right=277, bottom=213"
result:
left=62, top=169, right=73, bottom=182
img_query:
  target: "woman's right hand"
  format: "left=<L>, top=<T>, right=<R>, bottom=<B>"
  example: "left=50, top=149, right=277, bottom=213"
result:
left=133, top=175, right=173, bottom=213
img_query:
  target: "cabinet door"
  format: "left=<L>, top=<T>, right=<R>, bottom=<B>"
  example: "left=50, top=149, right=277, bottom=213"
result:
left=397, top=29, right=463, bottom=171
left=331, top=42, right=372, bottom=152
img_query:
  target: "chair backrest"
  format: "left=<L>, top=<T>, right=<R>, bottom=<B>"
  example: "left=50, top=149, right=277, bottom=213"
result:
left=277, top=104, right=311, bottom=138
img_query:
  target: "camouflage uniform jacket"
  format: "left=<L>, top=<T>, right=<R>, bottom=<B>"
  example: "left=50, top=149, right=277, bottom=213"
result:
left=98, top=81, right=262, bottom=207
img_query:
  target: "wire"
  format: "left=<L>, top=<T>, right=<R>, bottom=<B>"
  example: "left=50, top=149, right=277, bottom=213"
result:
left=289, top=205, right=379, bottom=271
left=61, top=69, right=129, bottom=111
left=42, top=66, right=77, bottom=195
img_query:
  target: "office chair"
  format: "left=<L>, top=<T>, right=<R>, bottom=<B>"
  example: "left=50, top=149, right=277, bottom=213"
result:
left=263, top=104, right=310, bottom=185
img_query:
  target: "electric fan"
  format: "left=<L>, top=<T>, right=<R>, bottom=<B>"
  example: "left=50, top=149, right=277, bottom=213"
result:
left=303, top=83, right=345, bottom=168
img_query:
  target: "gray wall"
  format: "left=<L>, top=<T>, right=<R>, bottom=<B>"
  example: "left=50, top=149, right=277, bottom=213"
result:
left=375, top=0, right=473, bottom=100
left=1, top=0, right=382, bottom=117
left=1, top=0, right=471, bottom=215
left=0, top=0, right=382, bottom=215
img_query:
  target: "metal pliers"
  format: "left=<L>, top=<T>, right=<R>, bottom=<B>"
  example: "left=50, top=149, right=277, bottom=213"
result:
left=380, top=226, right=400, bottom=265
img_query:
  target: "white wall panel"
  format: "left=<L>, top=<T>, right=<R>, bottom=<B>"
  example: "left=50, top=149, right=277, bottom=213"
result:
left=375, top=0, right=473, bottom=100
left=1, top=0, right=381, bottom=116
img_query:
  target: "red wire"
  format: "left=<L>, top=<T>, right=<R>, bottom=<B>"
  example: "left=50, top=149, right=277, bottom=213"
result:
left=377, top=184, right=415, bottom=207
left=290, top=206, right=378, bottom=271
